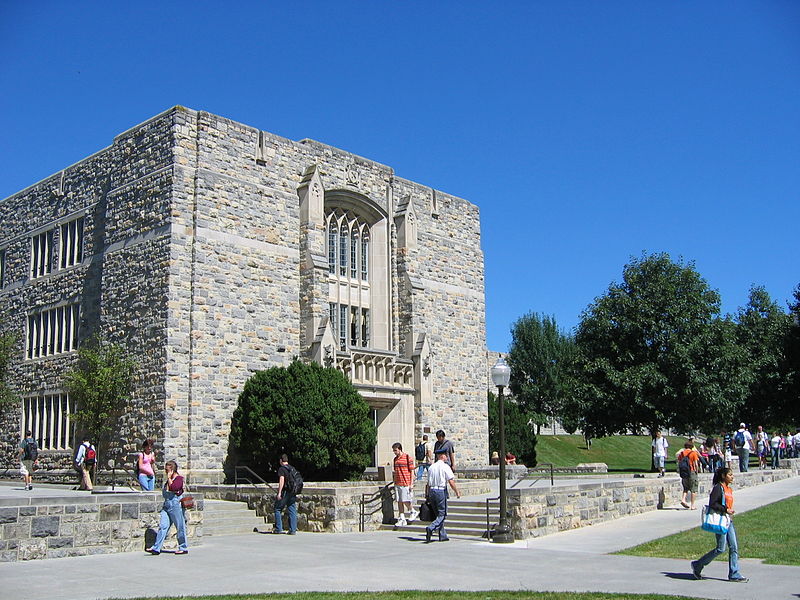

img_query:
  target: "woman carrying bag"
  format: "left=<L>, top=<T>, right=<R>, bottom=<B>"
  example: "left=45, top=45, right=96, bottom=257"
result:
left=690, top=467, right=747, bottom=583
left=146, top=460, right=189, bottom=555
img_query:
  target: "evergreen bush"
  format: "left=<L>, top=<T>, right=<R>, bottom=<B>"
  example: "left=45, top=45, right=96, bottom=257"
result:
left=230, top=360, right=377, bottom=481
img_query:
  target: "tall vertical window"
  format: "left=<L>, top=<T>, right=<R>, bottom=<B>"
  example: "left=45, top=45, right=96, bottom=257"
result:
left=30, top=230, right=54, bottom=279
left=328, top=227, right=337, bottom=274
left=360, top=232, right=369, bottom=280
left=22, top=393, right=74, bottom=450
left=59, top=217, right=84, bottom=269
left=339, top=304, right=348, bottom=350
left=361, top=308, right=369, bottom=347
left=350, top=230, right=358, bottom=278
left=26, top=303, right=80, bottom=359
left=339, top=222, right=349, bottom=276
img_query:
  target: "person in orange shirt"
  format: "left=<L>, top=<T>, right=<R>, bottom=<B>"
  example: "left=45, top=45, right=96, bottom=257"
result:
left=677, top=441, right=701, bottom=509
left=691, top=467, right=748, bottom=583
left=392, top=442, right=417, bottom=526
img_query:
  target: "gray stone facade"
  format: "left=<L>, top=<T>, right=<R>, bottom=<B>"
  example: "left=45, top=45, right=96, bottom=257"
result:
left=0, top=107, right=488, bottom=482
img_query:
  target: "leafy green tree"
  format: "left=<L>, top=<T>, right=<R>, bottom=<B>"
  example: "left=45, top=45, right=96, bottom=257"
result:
left=782, top=284, right=800, bottom=425
left=229, top=360, right=377, bottom=481
left=572, top=252, right=749, bottom=438
left=735, top=286, right=792, bottom=428
left=0, top=329, right=18, bottom=412
left=65, top=337, right=136, bottom=458
left=507, top=312, right=577, bottom=434
left=487, top=391, right=537, bottom=467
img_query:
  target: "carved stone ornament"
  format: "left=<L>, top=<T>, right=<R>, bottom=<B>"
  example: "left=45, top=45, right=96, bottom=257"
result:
left=323, top=344, right=335, bottom=368
left=346, top=163, right=361, bottom=186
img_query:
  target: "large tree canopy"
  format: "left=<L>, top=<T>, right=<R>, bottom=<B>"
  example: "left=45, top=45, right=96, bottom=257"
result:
left=572, top=252, right=748, bottom=437
left=735, top=286, right=793, bottom=428
left=229, top=360, right=377, bottom=481
left=507, top=312, right=576, bottom=434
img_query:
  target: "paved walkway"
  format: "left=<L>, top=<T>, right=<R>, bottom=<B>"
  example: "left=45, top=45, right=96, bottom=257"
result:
left=1, top=476, right=798, bottom=600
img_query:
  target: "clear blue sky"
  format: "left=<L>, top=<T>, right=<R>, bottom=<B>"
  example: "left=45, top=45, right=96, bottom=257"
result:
left=2, top=2, right=798, bottom=351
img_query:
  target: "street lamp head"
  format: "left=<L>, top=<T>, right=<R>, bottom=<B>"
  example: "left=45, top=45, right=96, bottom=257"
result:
left=491, top=356, right=511, bottom=388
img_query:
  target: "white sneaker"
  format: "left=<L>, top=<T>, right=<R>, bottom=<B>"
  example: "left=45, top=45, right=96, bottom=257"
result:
left=409, top=511, right=419, bottom=522
left=396, top=518, right=407, bottom=527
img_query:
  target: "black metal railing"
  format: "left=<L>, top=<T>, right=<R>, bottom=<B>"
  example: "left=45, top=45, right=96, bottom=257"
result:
left=359, top=482, right=394, bottom=532
left=234, top=465, right=276, bottom=501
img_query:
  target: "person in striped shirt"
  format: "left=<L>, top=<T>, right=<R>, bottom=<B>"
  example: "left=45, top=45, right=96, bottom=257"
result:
left=392, top=442, right=417, bottom=526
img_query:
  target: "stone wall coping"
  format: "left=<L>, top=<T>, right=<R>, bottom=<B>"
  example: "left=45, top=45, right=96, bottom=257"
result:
left=0, top=491, right=200, bottom=508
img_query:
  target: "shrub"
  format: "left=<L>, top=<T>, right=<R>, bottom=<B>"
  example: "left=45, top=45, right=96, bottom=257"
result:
left=229, top=360, right=377, bottom=481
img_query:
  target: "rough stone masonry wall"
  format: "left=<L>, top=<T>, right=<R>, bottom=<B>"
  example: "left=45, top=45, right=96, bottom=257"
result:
left=0, top=109, right=176, bottom=471
left=509, top=466, right=799, bottom=540
left=0, top=492, right=203, bottom=562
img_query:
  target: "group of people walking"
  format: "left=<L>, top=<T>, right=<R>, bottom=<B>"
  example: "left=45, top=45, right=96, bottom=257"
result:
left=393, top=430, right=460, bottom=542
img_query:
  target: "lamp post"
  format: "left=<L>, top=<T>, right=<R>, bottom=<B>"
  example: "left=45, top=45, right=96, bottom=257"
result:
left=491, top=356, right=514, bottom=543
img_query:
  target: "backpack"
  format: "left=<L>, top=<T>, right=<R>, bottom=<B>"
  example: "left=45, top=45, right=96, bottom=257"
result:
left=678, top=452, right=691, bottom=477
left=285, top=464, right=303, bottom=495
left=415, top=442, right=427, bottom=461
left=133, top=453, right=141, bottom=475
left=23, top=438, right=38, bottom=461
left=84, top=445, right=96, bottom=465
left=734, top=431, right=745, bottom=449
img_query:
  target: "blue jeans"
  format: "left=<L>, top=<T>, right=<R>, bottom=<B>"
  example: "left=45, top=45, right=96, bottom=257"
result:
left=694, top=520, right=742, bottom=580
left=416, top=463, right=430, bottom=480
left=736, top=448, right=749, bottom=472
left=425, top=488, right=448, bottom=541
left=138, top=473, right=155, bottom=491
left=771, top=448, right=780, bottom=469
left=151, top=493, right=188, bottom=552
left=274, top=493, right=297, bottom=533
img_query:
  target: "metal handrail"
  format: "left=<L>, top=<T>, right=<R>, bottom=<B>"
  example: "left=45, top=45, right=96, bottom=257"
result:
left=360, top=482, right=393, bottom=532
left=234, top=465, right=276, bottom=500
left=524, top=462, right=555, bottom=487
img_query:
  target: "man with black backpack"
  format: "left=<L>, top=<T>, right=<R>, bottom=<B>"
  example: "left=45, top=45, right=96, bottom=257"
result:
left=733, top=423, right=754, bottom=472
left=415, top=434, right=433, bottom=481
left=677, top=440, right=700, bottom=509
left=273, top=454, right=302, bottom=535
left=17, top=430, right=38, bottom=490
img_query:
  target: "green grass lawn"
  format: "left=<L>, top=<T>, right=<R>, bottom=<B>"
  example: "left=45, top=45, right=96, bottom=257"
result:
left=118, top=592, right=711, bottom=600
left=617, top=495, right=800, bottom=566
left=534, top=434, right=686, bottom=472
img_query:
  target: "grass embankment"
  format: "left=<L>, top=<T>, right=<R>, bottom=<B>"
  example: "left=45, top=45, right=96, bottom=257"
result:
left=120, top=592, right=709, bottom=600
left=535, top=435, right=685, bottom=472
left=617, top=495, right=800, bottom=566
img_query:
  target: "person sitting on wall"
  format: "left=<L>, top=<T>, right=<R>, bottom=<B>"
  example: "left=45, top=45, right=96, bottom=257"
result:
left=490, top=451, right=500, bottom=465
left=505, top=452, right=517, bottom=465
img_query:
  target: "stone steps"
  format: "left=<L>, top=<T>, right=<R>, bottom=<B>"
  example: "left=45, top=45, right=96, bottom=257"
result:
left=202, top=499, right=265, bottom=536
left=382, top=497, right=499, bottom=539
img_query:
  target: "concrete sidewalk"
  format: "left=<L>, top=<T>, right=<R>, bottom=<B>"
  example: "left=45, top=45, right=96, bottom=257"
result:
left=0, top=476, right=797, bottom=600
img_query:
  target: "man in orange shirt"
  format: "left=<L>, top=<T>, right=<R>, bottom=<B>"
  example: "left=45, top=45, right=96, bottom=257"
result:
left=392, top=442, right=417, bottom=526
left=677, top=440, right=701, bottom=509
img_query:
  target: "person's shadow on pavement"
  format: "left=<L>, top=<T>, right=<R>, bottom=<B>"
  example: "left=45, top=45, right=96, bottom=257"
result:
left=662, top=572, right=727, bottom=582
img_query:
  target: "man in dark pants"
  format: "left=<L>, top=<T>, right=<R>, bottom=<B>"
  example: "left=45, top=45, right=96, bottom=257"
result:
left=273, top=454, right=298, bottom=534
left=425, top=448, right=460, bottom=543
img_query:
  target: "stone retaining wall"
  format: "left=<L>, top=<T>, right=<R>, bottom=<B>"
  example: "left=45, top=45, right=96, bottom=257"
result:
left=509, top=463, right=800, bottom=539
left=0, top=492, right=203, bottom=562
left=197, top=480, right=491, bottom=533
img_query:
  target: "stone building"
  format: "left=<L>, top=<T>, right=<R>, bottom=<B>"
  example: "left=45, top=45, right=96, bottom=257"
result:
left=0, top=107, right=488, bottom=482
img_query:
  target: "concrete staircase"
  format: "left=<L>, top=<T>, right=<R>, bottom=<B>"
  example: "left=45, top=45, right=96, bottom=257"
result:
left=388, top=496, right=499, bottom=540
left=202, top=499, right=266, bottom=536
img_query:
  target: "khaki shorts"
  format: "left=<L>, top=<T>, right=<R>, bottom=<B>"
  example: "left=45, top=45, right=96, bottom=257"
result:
left=20, top=460, right=34, bottom=476
left=681, top=471, right=698, bottom=493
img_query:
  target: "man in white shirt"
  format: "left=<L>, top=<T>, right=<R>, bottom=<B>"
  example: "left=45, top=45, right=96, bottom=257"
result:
left=651, top=430, right=669, bottom=477
left=424, top=448, right=460, bottom=543
left=733, top=423, right=754, bottom=472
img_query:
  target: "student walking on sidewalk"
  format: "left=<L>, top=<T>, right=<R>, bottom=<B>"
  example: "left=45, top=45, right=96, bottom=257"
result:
left=691, top=467, right=748, bottom=583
